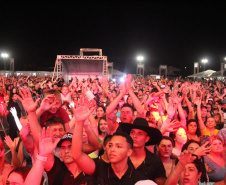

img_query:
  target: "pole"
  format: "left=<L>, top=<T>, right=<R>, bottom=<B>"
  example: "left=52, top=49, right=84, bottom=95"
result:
left=4, top=60, right=6, bottom=76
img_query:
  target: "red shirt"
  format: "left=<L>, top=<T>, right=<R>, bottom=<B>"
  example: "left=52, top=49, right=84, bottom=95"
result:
left=40, top=107, right=70, bottom=128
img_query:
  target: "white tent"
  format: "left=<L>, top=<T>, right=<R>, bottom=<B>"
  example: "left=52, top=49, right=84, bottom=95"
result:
left=112, top=69, right=126, bottom=76
left=187, top=70, right=216, bottom=78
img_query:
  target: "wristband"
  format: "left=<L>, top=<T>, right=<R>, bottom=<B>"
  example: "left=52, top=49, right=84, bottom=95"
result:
left=36, top=154, right=48, bottom=162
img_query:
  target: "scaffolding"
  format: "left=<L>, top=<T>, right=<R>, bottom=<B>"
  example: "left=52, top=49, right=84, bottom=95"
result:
left=52, top=48, right=108, bottom=81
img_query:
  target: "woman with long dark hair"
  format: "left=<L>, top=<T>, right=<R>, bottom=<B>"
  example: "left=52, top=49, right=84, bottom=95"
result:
left=186, top=119, right=201, bottom=143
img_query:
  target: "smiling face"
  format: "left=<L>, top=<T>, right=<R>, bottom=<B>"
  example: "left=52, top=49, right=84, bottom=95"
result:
left=179, top=163, right=201, bottom=185
left=206, top=117, right=216, bottom=129
left=49, top=96, right=62, bottom=114
left=210, top=139, right=223, bottom=154
left=61, top=86, right=69, bottom=95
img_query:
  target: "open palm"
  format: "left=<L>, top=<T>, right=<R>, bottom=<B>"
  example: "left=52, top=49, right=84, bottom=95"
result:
left=39, top=127, right=60, bottom=157
left=18, top=89, right=40, bottom=113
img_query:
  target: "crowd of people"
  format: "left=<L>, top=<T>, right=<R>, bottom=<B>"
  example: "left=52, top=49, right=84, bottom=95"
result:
left=0, top=73, right=226, bottom=185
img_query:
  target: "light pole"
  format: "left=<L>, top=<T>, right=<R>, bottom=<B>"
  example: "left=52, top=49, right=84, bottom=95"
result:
left=1, top=53, right=9, bottom=75
left=201, top=58, right=208, bottom=71
left=136, top=55, right=144, bottom=76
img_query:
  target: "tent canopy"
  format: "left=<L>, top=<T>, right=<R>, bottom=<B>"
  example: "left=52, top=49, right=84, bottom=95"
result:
left=187, top=70, right=216, bottom=78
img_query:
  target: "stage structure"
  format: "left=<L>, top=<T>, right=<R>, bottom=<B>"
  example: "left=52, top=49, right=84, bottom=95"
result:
left=194, top=62, right=199, bottom=74
left=52, top=48, right=108, bottom=83
left=221, top=63, right=226, bottom=77
left=137, top=63, right=144, bottom=76
left=159, top=65, right=167, bottom=78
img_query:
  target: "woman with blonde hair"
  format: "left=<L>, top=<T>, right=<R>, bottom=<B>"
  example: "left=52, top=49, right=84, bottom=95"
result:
left=204, top=135, right=226, bottom=182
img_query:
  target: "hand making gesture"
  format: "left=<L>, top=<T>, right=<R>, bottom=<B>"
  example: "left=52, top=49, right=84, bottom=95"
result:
left=18, top=89, right=40, bottom=113
left=72, top=106, right=95, bottom=123
left=38, top=94, right=58, bottom=112
left=39, top=127, right=60, bottom=157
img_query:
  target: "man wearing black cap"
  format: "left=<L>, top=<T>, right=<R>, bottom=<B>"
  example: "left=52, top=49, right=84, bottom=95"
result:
left=44, top=132, right=96, bottom=185
left=120, top=118, right=166, bottom=185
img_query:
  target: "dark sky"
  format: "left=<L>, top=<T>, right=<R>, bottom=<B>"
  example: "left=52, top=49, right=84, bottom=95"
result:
left=0, top=2, right=226, bottom=75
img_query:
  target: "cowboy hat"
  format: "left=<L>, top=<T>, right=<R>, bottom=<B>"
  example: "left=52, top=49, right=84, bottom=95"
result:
left=120, top=118, right=162, bottom=145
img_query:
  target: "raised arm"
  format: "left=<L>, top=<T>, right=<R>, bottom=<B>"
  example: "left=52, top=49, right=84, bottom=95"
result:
left=194, top=98, right=206, bottom=133
left=19, top=124, right=34, bottom=154
left=160, top=103, right=176, bottom=136
left=24, top=127, right=60, bottom=185
left=171, top=94, right=186, bottom=128
left=4, top=136, right=23, bottom=168
left=182, top=89, right=194, bottom=120
left=82, top=121, right=101, bottom=154
left=127, top=74, right=144, bottom=117
left=35, top=94, right=55, bottom=118
left=165, top=151, right=197, bottom=185
left=71, top=106, right=96, bottom=175
left=18, top=89, right=42, bottom=149
left=106, top=91, right=125, bottom=115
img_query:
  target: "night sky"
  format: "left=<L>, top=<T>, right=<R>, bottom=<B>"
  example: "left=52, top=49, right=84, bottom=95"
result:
left=0, top=2, right=226, bottom=76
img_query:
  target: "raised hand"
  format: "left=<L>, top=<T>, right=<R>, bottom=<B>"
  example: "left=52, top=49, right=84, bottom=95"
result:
left=178, top=150, right=197, bottom=166
left=121, top=81, right=128, bottom=95
left=39, top=94, right=56, bottom=112
left=4, top=136, right=16, bottom=151
left=72, top=106, right=95, bottom=122
left=171, top=94, right=182, bottom=104
left=18, top=89, right=40, bottom=113
left=167, top=102, right=175, bottom=118
left=10, top=107, right=17, bottom=116
left=20, top=124, right=31, bottom=138
left=194, top=97, right=201, bottom=106
left=193, top=142, right=211, bottom=157
left=182, top=88, right=189, bottom=96
left=10, top=107, right=22, bottom=131
left=163, top=120, right=181, bottom=133
left=126, top=74, right=132, bottom=91
left=152, top=81, right=158, bottom=87
left=47, top=81, right=53, bottom=88
left=39, top=127, right=60, bottom=157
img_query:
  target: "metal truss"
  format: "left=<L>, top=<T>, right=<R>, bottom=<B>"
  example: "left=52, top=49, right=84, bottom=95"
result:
left=52, top=48, right=108, bottom=80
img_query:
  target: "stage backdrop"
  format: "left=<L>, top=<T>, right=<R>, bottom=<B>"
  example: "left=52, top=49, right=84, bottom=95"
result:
left=61, top=59, right=104, bottom=83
